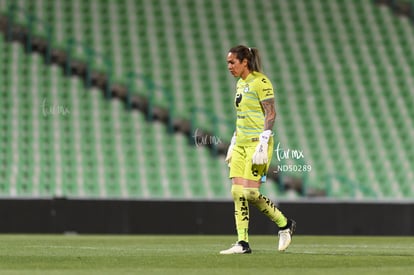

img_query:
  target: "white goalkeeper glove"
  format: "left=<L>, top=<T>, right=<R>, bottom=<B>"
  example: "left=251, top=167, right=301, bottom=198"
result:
left=252, top=130, right=272, bottom=165
left=225, top=133, right=236, bottom=165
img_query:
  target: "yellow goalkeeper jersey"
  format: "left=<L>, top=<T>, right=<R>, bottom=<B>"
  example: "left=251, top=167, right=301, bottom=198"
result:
left=234, top=71, right=274, bottom=146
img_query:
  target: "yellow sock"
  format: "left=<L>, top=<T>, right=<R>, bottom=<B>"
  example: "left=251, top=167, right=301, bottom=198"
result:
left=243, top=188, right=287, bottom=228
left=231, top=184, right=249, bottom=243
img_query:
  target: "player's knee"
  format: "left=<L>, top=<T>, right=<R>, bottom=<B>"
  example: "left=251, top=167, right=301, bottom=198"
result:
left=243, top=188, right=260, bottom=202
left=231, top=184, right=244, bottom=201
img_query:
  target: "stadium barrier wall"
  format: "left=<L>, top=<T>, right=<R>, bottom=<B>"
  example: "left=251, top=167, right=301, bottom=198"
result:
left=0, top=199, right=413, bottom=235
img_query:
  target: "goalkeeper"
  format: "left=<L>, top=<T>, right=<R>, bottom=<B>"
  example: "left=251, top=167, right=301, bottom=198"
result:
left=220, top=45, right=296, bottom=255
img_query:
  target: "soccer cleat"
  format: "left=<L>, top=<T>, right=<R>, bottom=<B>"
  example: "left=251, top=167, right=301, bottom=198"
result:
left=278, top=219, right=296, bottom=251
left=220, top=241, right=252, bottom=254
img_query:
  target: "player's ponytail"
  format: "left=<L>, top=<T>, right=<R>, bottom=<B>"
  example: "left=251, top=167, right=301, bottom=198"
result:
left=229, top=45, right=263, bottom=73
left=249, top=47, right=262, bottom=73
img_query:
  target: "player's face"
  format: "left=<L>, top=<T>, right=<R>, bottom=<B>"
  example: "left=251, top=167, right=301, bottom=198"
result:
left=227, top=52, right=248, bottom=79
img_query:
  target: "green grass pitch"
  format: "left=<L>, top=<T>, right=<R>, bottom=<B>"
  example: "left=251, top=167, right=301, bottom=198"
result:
left=0, top=235, right=413, bottom=274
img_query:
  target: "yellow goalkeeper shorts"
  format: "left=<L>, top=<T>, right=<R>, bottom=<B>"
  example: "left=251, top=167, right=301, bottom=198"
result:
left=229, top=142, right=274, bottom=182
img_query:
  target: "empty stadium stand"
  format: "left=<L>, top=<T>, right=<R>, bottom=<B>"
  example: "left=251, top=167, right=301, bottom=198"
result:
left=0, top=0, right=413, bottom=199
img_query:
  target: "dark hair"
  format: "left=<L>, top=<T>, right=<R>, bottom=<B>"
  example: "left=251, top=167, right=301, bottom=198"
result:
left=229, top=45, right=262, bottom=72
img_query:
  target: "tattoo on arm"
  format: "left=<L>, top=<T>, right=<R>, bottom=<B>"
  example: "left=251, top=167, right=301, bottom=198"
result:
left=261, top=98, right=276, bottom=131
